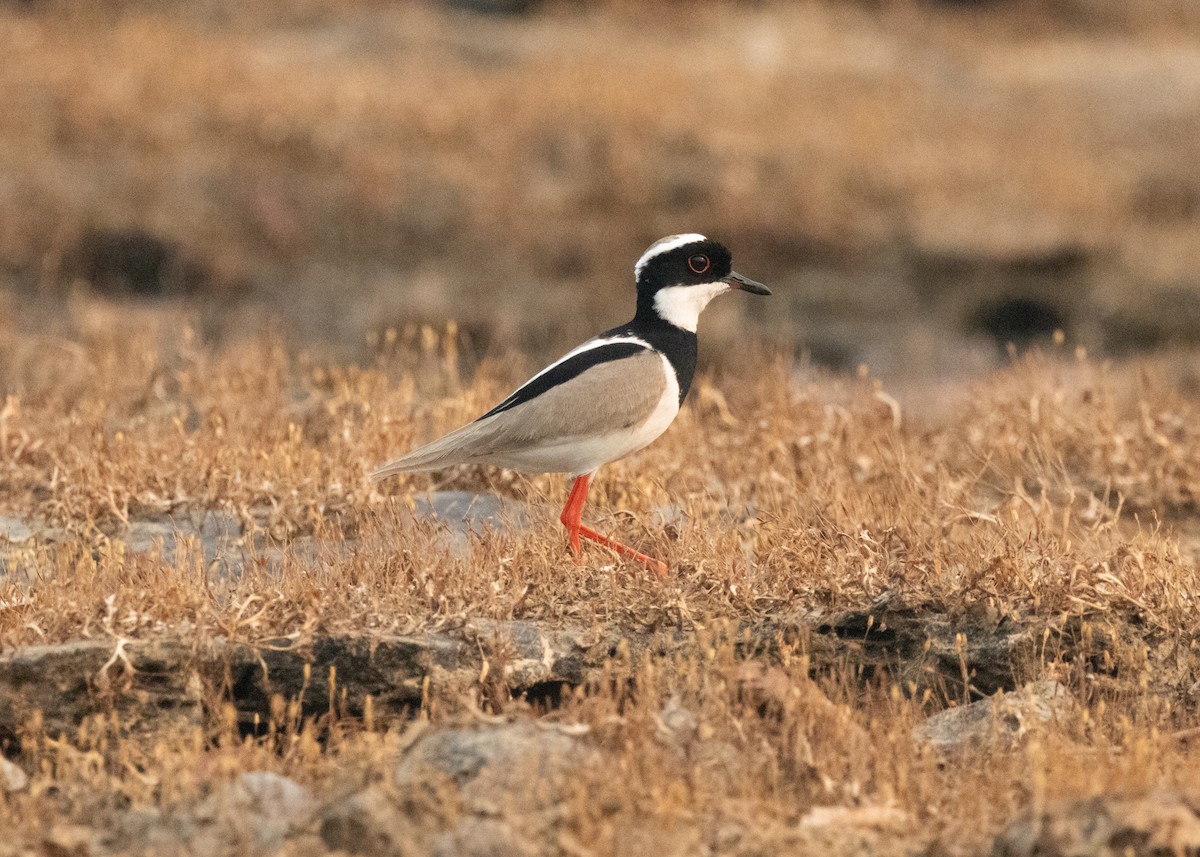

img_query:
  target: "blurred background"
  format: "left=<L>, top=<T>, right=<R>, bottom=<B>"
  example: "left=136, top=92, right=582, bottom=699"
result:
left=2, top=0, right=1199, bottom=382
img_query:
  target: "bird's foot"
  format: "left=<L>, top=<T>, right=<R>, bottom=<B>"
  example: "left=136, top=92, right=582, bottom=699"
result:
left=575, top=524, right=668, bottom=578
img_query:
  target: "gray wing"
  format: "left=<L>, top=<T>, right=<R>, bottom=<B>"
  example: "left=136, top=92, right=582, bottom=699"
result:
left=370, top=350, right=667, bottom=477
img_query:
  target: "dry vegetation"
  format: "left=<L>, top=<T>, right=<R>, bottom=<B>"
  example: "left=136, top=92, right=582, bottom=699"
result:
left=2, top=298, right=1200, bottom=855
left=4, top=0, right=1200, bottom=854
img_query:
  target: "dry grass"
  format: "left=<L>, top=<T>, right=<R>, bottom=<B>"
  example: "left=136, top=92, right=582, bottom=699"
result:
left=2, top=298, right=1200, bottom=854
left=4, top=2, right=1200, bottom=852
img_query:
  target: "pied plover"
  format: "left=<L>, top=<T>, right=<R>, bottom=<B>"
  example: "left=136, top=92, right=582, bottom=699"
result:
left=371, top=234, right=770, bottom=576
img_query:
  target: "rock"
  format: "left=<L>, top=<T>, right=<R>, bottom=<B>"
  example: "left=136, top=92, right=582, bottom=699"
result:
left=464, top=619, right=592, bottom=688
left=0, top=628, right=588, bottom=744
left=122, top=512, right=246, bottom=579
left=0, top=517, right=32, bottom=544
left=0, top=609, right=1068, bottom=754
left=109, top=808, right=180, bottom=855
left=320, top=788, right=413, bottom=856
left=233, top=772, right=318, bottom=829
left=993, top=791, right=1200, bottom=857
left=0, top=517, right=36, bottom=577
left=0, top=757, right=27, bottom=792
left=198, top=770, right=317, bottom=828
left=737, top=661, right=795, bottom=709
left=811, top=605, right=1038, bottom=697
left=414, top=492, right=531, bottom=535
left=430, top=818, right=535, bottom=857
left=186, top=772, right=317, bottom=856
left=0, top=638, right=208, bottom=741
left=395, top=721, right=586, bottom=813
left=737, top=661, right=869, bottom=743
left=0, top=518, right=69, bottom=580
left=408, top=492, right=533, bottom=557
left=914, top=680, right=1073, bottom=751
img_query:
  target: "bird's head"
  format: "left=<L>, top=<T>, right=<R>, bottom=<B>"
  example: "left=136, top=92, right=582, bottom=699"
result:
left=634, top=234, right=770, bottom=331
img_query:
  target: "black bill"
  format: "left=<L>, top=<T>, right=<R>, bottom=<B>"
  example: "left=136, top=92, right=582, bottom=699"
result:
left=723, top=271, right=771, bottom=295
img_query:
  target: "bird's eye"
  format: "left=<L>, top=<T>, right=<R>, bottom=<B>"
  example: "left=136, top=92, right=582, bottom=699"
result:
left=688, top=254, right=710, bottom=274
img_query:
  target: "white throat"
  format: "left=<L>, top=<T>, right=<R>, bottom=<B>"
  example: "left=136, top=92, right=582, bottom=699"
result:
left=652, top=282, right=729, bottom=332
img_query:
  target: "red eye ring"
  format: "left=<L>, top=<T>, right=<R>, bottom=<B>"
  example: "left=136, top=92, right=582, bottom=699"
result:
left=688, top=254, right=710, bottom=275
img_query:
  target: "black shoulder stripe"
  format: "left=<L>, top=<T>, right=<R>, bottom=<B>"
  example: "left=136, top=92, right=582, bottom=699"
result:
left=477, top=341, right=649, bottom=421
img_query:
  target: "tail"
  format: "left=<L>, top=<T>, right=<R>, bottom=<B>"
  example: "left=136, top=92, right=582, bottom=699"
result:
left=368, top=455, right=434, bottom=482
left=369, top=422, right=487, bottom=482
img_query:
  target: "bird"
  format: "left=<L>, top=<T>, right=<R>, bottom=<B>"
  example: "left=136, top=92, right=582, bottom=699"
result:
left=370, top=234, right=770, bottom=576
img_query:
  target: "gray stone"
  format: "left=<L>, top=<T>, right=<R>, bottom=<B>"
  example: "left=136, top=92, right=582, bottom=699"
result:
left=395, top=721, right=585, bottom=813
left=408, top=491, right=533, bottom=557
left=123, top=512, right=246, bottom=578
left=914, top=680, right=1073, bottom=751
left=430, top=818, right=535, bottom=857
left=0, top=519, right=69, bottom=580
left=464, top=619, right=592, bottom=688
left=0, top=638, right=208, bottom=740
left=1, top=757, right=27, bottom=792
left=110, top=809, right=192, bottom=857
left=0, top=517, right=36, bottom=578
left=198, top=771, right=315, bottom=823
left=188, top=771, right=317, bottom=855
left=0, top=629, right=586, bottom=744
left=0, top=517, right=32, bottom=544
left=233, top=772, right=318, bottom=829
left=320, top=788, right=412, bottom=856
left=413, top=491, right=531, bottom=535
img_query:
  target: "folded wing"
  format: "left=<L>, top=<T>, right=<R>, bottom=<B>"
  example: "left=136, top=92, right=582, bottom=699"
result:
left=370, top=342, right=667, bottom=478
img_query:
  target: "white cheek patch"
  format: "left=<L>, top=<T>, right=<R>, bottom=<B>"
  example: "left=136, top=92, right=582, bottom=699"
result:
left=653, top=282, right=730, bottom=332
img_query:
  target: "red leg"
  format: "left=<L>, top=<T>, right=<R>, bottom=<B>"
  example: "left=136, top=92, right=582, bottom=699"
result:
left=576, top=524, right=669, bottom=578
left=559, top=474, right=590, bottom=557
left=558, top=474, right=668, bottom=578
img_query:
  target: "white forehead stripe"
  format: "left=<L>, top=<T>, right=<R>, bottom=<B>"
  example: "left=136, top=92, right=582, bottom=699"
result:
left=634, top=233, right=707, bottom=278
